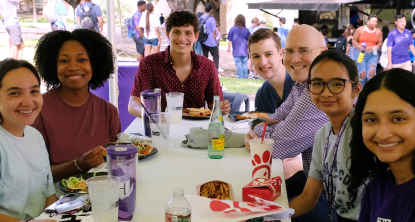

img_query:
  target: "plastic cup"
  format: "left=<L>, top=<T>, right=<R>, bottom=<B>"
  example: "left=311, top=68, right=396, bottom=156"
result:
left=86, top=175, right=120, bottom=222
left=166, top=92, right=184, bottom=124
left=150, top=113, right=170, bottom=152
left=372, top=46, right=377, bottom=55
left=249, top=138, right=274, bottom=180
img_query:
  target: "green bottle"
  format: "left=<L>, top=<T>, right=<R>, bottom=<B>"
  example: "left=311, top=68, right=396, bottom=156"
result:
left=208, top=96, right=225, bottom=159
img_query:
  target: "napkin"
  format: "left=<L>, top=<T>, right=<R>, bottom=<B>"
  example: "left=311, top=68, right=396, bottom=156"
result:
left=184, top=194, right=294, bottom=221
left=181, top=127, right=245, bottom=149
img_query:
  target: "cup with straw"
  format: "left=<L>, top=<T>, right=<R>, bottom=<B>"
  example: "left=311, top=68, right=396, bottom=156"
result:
left=249, top=122, right=274, bottom=180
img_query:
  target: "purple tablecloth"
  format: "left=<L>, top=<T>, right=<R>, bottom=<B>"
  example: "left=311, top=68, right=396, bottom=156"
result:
left=91, top=61, right=139, bottom=131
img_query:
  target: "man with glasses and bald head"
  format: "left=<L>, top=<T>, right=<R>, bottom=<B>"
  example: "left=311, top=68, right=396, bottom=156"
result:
left=245, top=24, right=332, bottom=221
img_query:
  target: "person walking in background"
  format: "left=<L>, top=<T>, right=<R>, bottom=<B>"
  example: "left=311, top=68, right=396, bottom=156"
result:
left=139, top=3, right=161, bottom=56
left=75, top=0, right=103, bottom=33
left=252, top=17, right=269, bottom=33
left=0, top=0, right=23, bottom=60
left=345, top=24, right=355, bottom=56
left=386, top=15, right=415, bottom=72
left=159, top=13, right=164, bottom=25
left=352, top=14, right=382, bottom=87
left=248, top=17, right=259, bottom=79
left=248, top=17, right=259, bottom=34
left=411, top=28, right=415, bottom=73
left=51, top=0, right=73, bottom=31
left=227, top=14, right=250, bottom=79
left=132, top=0, right=146, bottom=61
left=276, top=17, right=289, bottom=49
left=200, top=3, right=219, bottom=71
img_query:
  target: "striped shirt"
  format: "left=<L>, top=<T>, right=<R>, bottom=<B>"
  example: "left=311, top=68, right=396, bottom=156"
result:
left=254, top=81, right=329, bottom=174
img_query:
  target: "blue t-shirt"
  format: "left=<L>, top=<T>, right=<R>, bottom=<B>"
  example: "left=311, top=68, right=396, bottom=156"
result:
left=358, top=171, right=415, bottom=222
left=132, top=10, right=142, bottom=38
left=386, top=28, right=413, bottom=64
left=409, top=38, right=415, bottom=62
left=350, top=13, right=360, bottom=25
left=255, top=72, right=295, bottom=113
left=227, top=26, right=250, bottom=57
left=200, top=14, right=217, bottom=47
left=54, top=0, right=67, bottom=29
left=277, top=25, right=289, bottom=49
left=75, top=2, right=102, bottom=31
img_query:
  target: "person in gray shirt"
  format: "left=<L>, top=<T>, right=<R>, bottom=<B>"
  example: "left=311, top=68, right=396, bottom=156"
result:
left=0, top=0, right=24, bottom=59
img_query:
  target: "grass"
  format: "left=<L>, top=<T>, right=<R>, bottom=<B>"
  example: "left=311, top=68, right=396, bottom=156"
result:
left=19, top=17, right=75, bottom=24
left=219, top=76, right=264, bottom=95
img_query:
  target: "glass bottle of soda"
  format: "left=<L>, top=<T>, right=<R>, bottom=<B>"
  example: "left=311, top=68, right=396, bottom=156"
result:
left=165, top=188, right=191, bottom=222
left=208, top=95, right=225, bottom=159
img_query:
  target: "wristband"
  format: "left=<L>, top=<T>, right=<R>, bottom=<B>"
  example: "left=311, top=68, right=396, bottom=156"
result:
left=74, top=157, right=84, bottom=172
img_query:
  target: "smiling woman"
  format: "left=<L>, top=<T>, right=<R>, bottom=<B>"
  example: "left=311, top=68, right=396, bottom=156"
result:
left=0, top=58, right=58, bottom=221
left=32, top=29, right=121, bottom=183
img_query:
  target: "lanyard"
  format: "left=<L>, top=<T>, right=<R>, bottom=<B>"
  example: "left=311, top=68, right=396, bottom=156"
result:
left=321, top=116, right=350, bottom=221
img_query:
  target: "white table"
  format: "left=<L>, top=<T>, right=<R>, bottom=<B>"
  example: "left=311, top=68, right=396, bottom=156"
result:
left=123, top=117, right=292, bottom=222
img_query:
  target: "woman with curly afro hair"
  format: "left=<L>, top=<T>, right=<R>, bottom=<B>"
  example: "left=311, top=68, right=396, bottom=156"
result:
left=32, top=29, right=121, bottom=182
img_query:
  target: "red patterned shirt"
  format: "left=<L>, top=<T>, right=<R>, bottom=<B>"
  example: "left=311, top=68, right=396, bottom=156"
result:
left=130, top=46, right=224, bottom=111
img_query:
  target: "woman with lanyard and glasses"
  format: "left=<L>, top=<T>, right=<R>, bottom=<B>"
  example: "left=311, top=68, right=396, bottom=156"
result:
left=288, top=50, right=365, bottom=222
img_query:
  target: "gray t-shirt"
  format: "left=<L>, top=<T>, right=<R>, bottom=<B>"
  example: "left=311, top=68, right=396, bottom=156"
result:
left=309, top=119, right=364, bottom=220
left=0, top=125, right=55, bottom=220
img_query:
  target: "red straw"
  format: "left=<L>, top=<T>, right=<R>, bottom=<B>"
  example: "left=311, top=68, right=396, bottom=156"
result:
left=261, top=122, right=267, bottom=144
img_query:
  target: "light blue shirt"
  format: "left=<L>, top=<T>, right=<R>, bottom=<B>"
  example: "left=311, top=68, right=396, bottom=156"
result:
left=0, top=0, right=20, bottom=27
left=200, top=13, right=217, bottom=47
left=277, top=25, right=289, bottom=49
left=0, top=125, right=55, bottom=220
left=54, top=0, right=67, bottom=29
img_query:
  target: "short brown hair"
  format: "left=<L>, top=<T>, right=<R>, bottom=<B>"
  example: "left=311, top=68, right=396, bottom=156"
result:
left=248, top=28, right=282, bottom=52
left=251, top=17, right=259, bottom=25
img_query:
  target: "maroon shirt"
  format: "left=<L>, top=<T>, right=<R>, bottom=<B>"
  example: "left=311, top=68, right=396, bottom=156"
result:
left=32, top=88, right=121, bottom=165
left=130, top=46, right=224, bottom=111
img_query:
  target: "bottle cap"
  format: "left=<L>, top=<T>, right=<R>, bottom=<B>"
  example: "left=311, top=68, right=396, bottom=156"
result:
left=173, top=188, right=184, bottom=196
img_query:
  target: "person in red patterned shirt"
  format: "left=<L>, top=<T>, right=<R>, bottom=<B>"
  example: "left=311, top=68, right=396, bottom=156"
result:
left=128, top=11, right=230, bottom=117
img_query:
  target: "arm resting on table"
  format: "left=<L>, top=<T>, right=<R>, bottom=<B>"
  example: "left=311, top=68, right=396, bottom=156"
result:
left=289, top=177, right=323, bottom=218
left=128, top=96, right=142, bottom=117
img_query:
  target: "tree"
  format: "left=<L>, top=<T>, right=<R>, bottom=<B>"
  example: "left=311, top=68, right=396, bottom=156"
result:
left=165, top=0, right=220, bottom=22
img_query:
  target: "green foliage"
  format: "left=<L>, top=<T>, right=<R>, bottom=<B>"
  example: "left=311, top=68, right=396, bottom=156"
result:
left=262, top=12, right=273, bottom=29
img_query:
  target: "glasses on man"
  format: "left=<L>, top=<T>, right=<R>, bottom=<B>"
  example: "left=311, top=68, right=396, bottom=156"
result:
left=282, top=46, right=323, bottom=57
left=307, top=78, right=356, bottom=95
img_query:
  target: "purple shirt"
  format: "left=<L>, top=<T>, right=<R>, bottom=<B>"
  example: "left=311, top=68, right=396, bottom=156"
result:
left=358, top=171, right=415, bottom=222
left=133, top=11, right=143, bottom=38
left=200, top=14, right=217, bottom=47
left=254, top=82, right=329, bottom=173
left=227, top=26, right=251, bottom=57
left=386, top=28, right=413, bottom=64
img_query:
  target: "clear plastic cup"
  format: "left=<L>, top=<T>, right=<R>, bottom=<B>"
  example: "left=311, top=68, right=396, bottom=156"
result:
left=150, top=113, right=170, bottom=152
left=249, top=138, right=274, bottom=180
left=166, top=92, right=184, bottom=124
left=86, top=175, right=120, bottom=222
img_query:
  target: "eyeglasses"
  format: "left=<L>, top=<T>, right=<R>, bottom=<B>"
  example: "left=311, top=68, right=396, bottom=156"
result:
left=282, top=46, right=323, bottom=57
left=307, top=78, right=356, bottom=95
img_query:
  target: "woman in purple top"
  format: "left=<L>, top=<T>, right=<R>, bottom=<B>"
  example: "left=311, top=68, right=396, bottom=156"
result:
left=348, top=68, right=415, bottom=222
left=227, top=14, right=251, bottom=79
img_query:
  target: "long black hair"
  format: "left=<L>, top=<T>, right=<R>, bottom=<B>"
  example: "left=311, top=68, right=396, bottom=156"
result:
left=34, top=29, right=115, bottom=90
left=0, top=58, right=40, bottom=124
left=347, top=68, right=415, bottom=202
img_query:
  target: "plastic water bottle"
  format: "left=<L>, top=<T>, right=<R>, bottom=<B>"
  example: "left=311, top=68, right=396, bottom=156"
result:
left=165, top=188, right=192, bottom=222
left=208, top=95, right=225, bottom=159
left=357, top=42, right=367, bottom=63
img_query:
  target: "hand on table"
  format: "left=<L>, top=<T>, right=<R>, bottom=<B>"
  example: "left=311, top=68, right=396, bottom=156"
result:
left=244, top=130, right=259, bottom=152
left=220, top=99, right=231, bottom=114
left=77, top=146, right=106, bottom=170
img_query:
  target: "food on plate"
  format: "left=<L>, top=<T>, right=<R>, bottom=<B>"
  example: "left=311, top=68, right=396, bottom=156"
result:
left=236, top=112, right=269, bottom=120
left=133, top=141, right=155, bottom=155
left=102, top=149, right=107, bottom=156
left=200, top=181, right=230, bottom=200
left=183, top=107, right=211, bottom=117
left=61, top=176, right=89, bottom=193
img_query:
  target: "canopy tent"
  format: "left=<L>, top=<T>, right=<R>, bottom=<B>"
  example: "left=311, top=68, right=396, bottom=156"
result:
left=246, top=0, right=363, bottom=11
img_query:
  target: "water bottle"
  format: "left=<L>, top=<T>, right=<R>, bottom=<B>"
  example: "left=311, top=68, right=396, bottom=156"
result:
left=106, top=145, right=137, bottom=215
left=165, top=188, right=192, bottom=222
left=208, top=95, right=225, bottom=159
left=357, top=42, right=367, bottom=63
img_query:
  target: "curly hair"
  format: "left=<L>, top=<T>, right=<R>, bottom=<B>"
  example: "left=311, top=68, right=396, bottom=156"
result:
left=0, top=58, right=40, bottom=124
left=234, top=14, right=246, bottom=28
left=33, top=29, right=115, bottom=90
left=347, top=68, right=415, bottom=202
left=248, top=28, right=282, bottom=52
left=166, top=11, right=199, bottom=34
